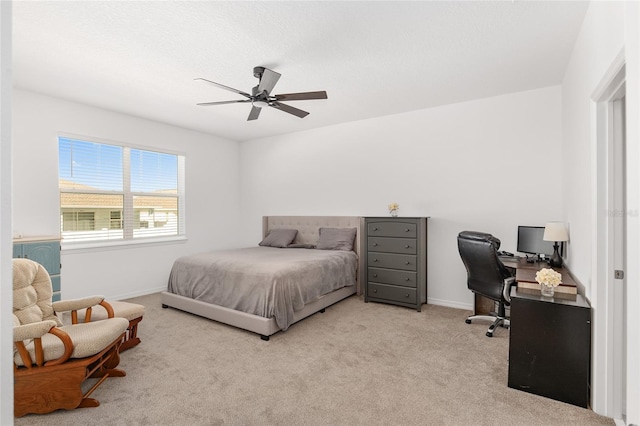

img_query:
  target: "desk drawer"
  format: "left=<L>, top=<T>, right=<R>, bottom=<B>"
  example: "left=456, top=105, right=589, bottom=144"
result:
left=368, top=267, right=417, bottom=288
left=367, top=222, right=417, bottom=238
left=367, top=252, right=417, bottom=271
left=368, top=237, right=417, bottom=254
left=368, top=282, right=417, bottom=304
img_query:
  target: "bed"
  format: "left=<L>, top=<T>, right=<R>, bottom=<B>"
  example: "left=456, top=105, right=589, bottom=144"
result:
left=160, top=216, right=364, bottom=340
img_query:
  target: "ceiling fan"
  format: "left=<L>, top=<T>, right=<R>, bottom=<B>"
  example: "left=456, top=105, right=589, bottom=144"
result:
left=196, top=66, right=327, bottom=121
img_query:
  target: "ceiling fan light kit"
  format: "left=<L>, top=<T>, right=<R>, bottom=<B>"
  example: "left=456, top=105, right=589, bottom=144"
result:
left=196, top=66, right=327, bottom=121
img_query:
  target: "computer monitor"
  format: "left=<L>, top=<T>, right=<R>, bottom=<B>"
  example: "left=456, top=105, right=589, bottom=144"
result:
left=517, top=226, right=559, bottom=258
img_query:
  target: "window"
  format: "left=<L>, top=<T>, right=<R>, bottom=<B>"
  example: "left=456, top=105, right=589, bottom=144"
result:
left=59, top=136, right=185, bottom=244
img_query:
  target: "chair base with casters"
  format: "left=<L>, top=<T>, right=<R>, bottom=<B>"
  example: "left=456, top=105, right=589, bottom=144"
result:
left=465, top=301, right=510, bottom=337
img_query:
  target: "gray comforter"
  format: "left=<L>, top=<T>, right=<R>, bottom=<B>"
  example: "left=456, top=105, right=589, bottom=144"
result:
left=167, top=247, right=357, bottom=330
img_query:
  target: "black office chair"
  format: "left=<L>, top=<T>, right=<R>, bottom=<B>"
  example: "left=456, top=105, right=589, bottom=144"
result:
left=457, top=231, right=516, bottom=337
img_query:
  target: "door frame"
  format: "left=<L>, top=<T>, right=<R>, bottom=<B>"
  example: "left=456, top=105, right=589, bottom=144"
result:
left=590, top=50, right=626, bottom=419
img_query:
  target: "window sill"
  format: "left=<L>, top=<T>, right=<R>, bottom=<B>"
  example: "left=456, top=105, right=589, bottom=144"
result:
left=61, top=235, right=187, bottom=254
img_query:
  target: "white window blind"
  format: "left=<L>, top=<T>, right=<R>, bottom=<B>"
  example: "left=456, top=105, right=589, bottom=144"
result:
left=59, top=136, right=185, bottom=244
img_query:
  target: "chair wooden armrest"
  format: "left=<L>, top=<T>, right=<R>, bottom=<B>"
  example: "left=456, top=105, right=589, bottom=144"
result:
left=13, top=321, right=73, bottom=368
left=54, top=298, right=115, bottom=324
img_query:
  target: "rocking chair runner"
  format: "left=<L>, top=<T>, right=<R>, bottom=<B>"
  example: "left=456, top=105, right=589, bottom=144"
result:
left=12, top=258, right=129, bottom=417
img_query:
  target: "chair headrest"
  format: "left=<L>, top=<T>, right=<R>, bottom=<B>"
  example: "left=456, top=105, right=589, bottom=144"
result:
left=458, top=231, right=501, bottom=250
left=13, top=258, right=62, bottom=327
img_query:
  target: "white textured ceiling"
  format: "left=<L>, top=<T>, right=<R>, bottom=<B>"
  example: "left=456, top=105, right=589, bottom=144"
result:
left=13, top=1, right=589, bottom=142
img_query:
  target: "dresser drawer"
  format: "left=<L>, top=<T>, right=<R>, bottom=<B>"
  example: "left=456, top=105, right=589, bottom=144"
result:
left=367, top=252, right=417, bottom=271
left=367, top=221, right=417, bottom=238
left=368, top=237, right=417, bottom=254
left=368, top=283, right=417, bottom=304
left=368, top=267, right=417, bottom=288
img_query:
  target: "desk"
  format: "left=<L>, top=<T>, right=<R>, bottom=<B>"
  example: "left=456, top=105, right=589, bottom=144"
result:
left=507, top=287, right=591, bottom=407
left=473, top=258, right=578, bottom=315
left=503, top=257, right=578, bottom=288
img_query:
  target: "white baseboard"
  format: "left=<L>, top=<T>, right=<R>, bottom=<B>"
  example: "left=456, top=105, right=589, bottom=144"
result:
left=427, top=297, right=473, bottom=311
left=112, top=286, right=166, bottom=301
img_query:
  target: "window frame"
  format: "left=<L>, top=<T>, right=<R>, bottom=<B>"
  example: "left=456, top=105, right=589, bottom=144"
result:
left=58, top=133, right=186, bottom=251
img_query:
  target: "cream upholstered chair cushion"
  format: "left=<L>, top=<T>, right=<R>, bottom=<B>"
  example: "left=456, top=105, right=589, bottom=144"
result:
left=59, top=300, right=145, bottom=323
left=14, top=318, right=129, bottom=366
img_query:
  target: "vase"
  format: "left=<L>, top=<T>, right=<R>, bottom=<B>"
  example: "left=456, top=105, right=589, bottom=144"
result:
left=390, top=210, right=398, bottom=217
left=540, top=283, right=555, bottom=297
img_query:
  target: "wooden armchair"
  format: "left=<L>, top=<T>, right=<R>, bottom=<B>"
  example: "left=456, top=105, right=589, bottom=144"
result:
left=12, top=258, right=130, bottom=417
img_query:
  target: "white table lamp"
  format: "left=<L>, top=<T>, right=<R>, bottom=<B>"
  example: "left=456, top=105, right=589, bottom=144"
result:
left=543, top=222, right=569, bottom=267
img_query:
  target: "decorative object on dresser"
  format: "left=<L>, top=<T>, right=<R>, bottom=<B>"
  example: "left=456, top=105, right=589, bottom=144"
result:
left=364, top=217, right=428, bottom=311
left=13, top=236, right=61, bottom=301
left=388, top=202, right=399, bottom=217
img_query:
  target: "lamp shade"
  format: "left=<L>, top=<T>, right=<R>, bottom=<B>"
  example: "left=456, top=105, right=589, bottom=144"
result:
left=543, top=222, right=569, bottom=242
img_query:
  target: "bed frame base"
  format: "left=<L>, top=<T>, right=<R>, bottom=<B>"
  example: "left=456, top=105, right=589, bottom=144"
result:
left=160, top=285, right=356, bottom=340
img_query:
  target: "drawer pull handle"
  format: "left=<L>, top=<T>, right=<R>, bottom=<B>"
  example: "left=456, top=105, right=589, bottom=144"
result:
left=373, top=227, right=378, bottom=231
left=405, top=293, right=409, bottom=297
left=405, top=278, right=410, bottom=281
left=373, top=289, right=378, bottom=293
left=373, top=274, right=378, bottom=278
left=373, top=259, right=378, bottom=262
left=405, top=261, right=410, bottom=265
left=405, top=229, right=410, bottom=232
left=404, top=245, right=410, bottom=249
left=373, top=243, right=378, bottom=246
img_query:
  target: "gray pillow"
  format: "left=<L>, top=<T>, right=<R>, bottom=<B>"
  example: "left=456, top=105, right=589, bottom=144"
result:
left=259, top=229, right=298, bottom=248
left=316, top=227, right=357, bottom=251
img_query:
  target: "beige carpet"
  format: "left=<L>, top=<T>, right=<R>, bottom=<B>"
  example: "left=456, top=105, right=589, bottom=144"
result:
left=15, top=293, right=614, bottom=426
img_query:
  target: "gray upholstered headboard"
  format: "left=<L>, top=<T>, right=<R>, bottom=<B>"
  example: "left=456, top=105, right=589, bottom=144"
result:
left=262, top=216, right=364, bottom=294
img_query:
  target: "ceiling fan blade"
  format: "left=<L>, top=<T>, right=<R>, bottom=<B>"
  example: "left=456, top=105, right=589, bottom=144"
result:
left=274, top=91, right=328, bottom=101
left=197, top=99, right=252, bottom=106
left=271, top=102, right=309, bottom=118
left=247, top=106, right=261, bottom=121
left=257, top=68, right=281, bottom=95
left=195, top=78, right=251, bottom=98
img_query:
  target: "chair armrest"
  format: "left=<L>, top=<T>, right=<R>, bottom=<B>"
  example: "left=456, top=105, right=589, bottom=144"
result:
left=13, top=321, right=74, bottom=367
left=13, top=320, right=58, bottom=342
left=503, top=277, right=517, bottom=304
left=53, top=295, right=105, bottom=313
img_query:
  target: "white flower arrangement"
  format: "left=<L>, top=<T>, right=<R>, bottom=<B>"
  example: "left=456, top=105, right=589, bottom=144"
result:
left=388, top=203, right=399, bottom=215
left=535, top=268, right=562, bottom=287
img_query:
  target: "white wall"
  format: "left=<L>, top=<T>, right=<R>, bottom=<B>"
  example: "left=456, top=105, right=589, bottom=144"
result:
left=12, top=89, right=241, bottom=299
left=561, top=1, right=627, bottom=295
left=240, top=86, right=563, bottom=310
left=561, top=1, right=639, bottom=422
left=0, top=2, right=12, bottom=424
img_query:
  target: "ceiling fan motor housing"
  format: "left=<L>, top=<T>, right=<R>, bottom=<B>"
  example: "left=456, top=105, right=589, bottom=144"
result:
left=253, top=66, right=265, bottom=79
